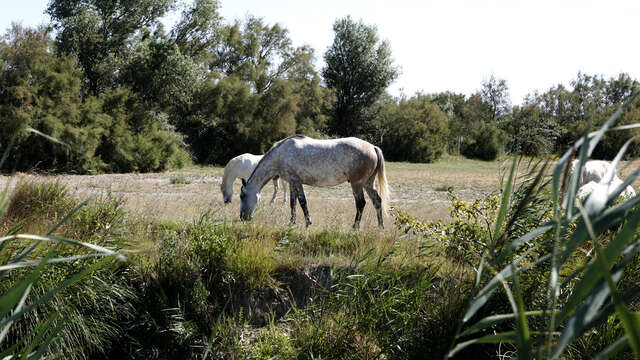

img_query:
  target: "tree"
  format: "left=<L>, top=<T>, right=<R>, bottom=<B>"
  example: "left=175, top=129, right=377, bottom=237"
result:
left=531, top=72, right=640, bottom=157
left=211, top=16, right=295, bottom=94
left=47, top=0, right=173, bottom=94
left=480, top=75, right=511, bottom=123
left=176, top=16, right=332, bottom=164
left=0, top=24, right=189, bottom=173
left=506, top=102, right=560, bottom=156
left=428, top=91, right=467, bottom=153
left=0, top=24, right=104, bottom=172
left=121, top=32, right=203, bottom=108
left=170, top=0, right=221, bottom=61
left=286, top=45, right=334, bottom=135
left=323, top=16, right=398, bottom=137
left=461, top=122, right=506, bottom=161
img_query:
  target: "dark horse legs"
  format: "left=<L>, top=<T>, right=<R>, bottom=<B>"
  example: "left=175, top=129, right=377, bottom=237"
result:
left=289, top=180, right=312, bottom=227
left=289, top=179, right=383, bottom=229
left=365, top=173, right=384, bottom=228
left=364, top=186, right=384, bottom=228
left=351, top=184, right=366, bottom=229
left=351, top=182, right=384, bottom=229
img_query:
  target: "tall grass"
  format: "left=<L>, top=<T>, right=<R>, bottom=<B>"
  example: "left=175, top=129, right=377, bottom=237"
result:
left=0, top=131, right=131, bottom=359
left=449, top=90, right=640, bottom=359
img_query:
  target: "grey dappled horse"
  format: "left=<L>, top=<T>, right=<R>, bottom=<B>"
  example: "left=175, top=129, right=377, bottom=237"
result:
left=239, top=135, right=389, bottom=229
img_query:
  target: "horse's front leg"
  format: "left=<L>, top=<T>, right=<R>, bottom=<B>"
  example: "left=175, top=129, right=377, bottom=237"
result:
left=292, top=181, right=312, bottom=227
left=289, top=183, right=297, bottom=225
left=270, top=177, right=279, bottom=203
left=281, top=179, right=287, bottom=203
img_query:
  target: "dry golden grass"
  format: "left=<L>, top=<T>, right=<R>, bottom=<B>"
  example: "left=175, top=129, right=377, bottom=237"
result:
left=4, top=155, right=640, bottom=235
left=0, top=156, right=506, bottom=232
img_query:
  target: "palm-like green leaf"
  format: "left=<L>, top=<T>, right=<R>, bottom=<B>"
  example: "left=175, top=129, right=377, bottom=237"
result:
left=452, top=90, right=640, bottom=359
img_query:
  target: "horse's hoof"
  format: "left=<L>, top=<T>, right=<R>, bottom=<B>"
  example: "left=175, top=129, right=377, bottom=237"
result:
left=305, top=221, right=312, bottom=227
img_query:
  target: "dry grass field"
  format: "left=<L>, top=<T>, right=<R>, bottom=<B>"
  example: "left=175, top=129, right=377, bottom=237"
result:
left=0, top=156, right=506, bottom=229
left=4, top=155, right=640, bottom=232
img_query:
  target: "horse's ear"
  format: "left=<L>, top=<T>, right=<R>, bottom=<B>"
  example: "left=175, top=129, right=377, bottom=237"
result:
left=241, top=178, right=247, bottom=187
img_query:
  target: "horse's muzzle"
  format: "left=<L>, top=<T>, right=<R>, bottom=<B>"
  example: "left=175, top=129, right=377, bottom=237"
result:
left=224, top=199, right=231, bottom=204
left=240, top=211, right=251, bottom=221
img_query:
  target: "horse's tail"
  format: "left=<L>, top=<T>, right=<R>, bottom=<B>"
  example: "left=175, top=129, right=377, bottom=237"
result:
left=374, top=146, right=390, bottom=215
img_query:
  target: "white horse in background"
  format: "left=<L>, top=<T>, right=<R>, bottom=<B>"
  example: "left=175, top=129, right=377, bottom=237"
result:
left=577, top=180, right=636, bottom=202
left=220, top=153, right=286, bottom=204
left=239, top=135, right=389, bottom=229
left=572, top=158, right=636, bottom=214
left=570, top=159, right=618, bottom=184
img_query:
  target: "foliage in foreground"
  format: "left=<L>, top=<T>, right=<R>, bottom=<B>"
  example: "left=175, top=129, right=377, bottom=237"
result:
left=0, top=140, right=131, bottom=360
left=448, top=90, right=640, bottom=359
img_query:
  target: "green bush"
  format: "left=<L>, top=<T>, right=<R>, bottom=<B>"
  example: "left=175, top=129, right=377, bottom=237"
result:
left=291, top=311, right=381, bottom=360
left=170, top=176, right=191, bottom=184
left=379, top=95, right=449, bottom=163
left=461, top=122, right=506, bottom=161
left=395, top=191, right=500, bottom=266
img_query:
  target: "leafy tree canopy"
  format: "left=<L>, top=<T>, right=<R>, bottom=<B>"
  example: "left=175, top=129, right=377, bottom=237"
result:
left=323, top=16, right=398, bottom=137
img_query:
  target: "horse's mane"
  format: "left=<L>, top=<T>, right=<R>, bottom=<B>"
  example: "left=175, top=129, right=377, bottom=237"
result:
left=246, top=135, right=307, bottom=188
left=269, top=134, right=306, bottom=150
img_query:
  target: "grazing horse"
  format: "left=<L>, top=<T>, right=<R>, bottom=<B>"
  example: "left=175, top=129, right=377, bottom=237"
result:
left=239, top=135, right=389, bottom=229
left=577, top=179, right=636, bottom=202
left=220, top=153, right=287, bottom=204
left=571, top=159, right=618, bottom=185
left=570, top=155, right=636, bottom=214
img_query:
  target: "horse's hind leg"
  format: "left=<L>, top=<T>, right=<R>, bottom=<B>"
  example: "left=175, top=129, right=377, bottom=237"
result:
left=364, top=185, right=384, bottom=228
left=289, top=183, right=298, bottom=225
left=351, top=184, right=366, bottom=229
left=292, top=181, right=312, bottom=227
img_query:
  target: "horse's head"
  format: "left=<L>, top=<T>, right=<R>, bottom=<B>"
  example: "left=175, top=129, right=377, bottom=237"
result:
left=239, top=179, right=260, bottom=221
left=220, top=183, right=232, bottom=204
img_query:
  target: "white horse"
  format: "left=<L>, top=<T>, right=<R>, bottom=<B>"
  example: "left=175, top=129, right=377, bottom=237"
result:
left=220, top=153, right=286, bottom=204
left=577, top=180, right=636, bottom=202
left=572, top=157, right=636, bottom=214
left=570, top=159, right=618, bottom=184
left=239, top=135, right=390, bottom=229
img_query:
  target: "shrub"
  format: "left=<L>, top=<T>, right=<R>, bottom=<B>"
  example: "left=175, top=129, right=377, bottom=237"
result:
left=380, top=95, right=449, bottom=163
left=461, top=122, right=507, bottom=161
left=291, top=311, right=381, bottom=360
left=395, top=191, right=499, bottom=266
left=0, top=180, right=134, bottom=359
left=170, top=176, right=191, bottom=184
left=250, top=321, right=295, bottom=359
left=3, top=181, right=74, bottom=223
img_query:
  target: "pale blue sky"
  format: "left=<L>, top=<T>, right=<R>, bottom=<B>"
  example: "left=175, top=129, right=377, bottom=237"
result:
left=2, top=0, right=639, bottom=104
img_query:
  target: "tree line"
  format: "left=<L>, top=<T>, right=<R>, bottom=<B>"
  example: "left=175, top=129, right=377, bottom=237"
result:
left=0, top=0, right=638, bottom=173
